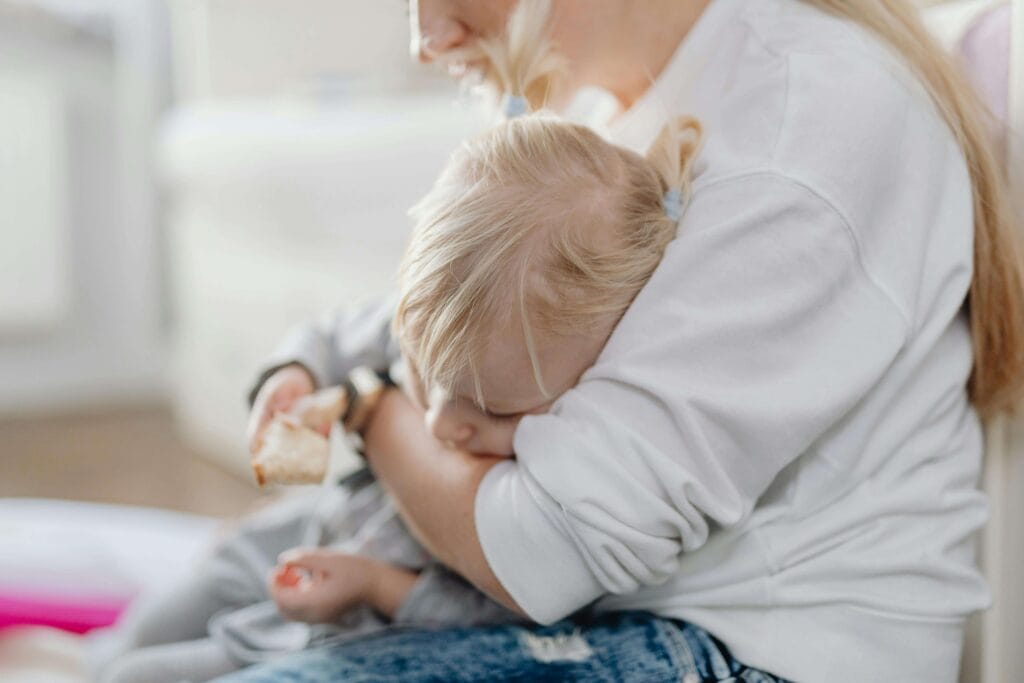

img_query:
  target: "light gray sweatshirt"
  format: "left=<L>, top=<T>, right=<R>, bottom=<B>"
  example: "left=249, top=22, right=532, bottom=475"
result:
left=260, top=1, right=989, bottom=679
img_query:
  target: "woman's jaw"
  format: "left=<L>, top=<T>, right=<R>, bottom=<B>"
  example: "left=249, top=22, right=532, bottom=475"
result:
left=409, top=0, right=712, bottom=110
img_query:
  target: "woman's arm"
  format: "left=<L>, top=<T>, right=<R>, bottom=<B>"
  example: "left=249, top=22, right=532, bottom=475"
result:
left=367, top=174, right=911, bottom=626
left=362, top=389, right=526, bottom=616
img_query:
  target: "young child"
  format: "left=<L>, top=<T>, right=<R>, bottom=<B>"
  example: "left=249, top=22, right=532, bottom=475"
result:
left=92, top=5, right=701, bottom=681
left=262, top=104, right=702, bottom=627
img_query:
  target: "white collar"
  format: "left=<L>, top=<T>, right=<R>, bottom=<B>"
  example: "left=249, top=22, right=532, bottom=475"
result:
left=603, top=0, right=748, bottom=153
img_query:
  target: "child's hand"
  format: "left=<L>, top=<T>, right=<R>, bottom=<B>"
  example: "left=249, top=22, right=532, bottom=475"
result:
left=267, top=548, right=374, bottom=624
left=248, top=364, right=322, bottom=454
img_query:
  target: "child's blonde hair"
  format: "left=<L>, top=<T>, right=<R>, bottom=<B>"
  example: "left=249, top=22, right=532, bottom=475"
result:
left=395, top=116, right=700, bottom=404
left=395, top=1, right=701, bottom=405
left=426, top=0, right=1024, bottom=418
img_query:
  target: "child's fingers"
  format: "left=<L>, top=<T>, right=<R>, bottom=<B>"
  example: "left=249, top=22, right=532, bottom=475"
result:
left=247, top=404, right=287, bottom=454
left=267, top=569, right=340, bottom=624
left=246, top=407, right=272, bottom=454
left=267, top=565, right=307, bottom=598
left=272, top=564, right=304, bottom=588
left=277, top=547, right=318, bottom=565
left=268, top=582, right=313, bottom=621
left=278, top=548, right=354, bottom=574
left=288, top=386, right=347, bottom=434
left=246, top=367, right=316, bottom=454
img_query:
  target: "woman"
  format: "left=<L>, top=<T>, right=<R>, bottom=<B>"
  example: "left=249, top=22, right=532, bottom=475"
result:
left=240, top=0, right=1024, bottom=680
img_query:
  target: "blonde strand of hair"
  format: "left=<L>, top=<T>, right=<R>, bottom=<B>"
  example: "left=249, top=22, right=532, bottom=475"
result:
left=803, top=0, right=1024, bottom=417
left=479, top=0, right=565, bottom=112
left=646, top=116, right=704, bottom=201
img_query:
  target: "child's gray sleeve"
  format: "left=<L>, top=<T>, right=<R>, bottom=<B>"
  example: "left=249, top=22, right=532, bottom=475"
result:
left=248, top=295, right=401, bottom=403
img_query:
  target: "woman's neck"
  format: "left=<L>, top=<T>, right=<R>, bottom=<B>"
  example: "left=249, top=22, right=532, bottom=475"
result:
left=597, top=0, right=712, bottom=109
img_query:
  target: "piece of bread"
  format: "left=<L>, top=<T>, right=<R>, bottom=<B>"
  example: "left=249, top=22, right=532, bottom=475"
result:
left=288, top=385, right=347, bottom=430
left=252, top=415, right=329, bottom=487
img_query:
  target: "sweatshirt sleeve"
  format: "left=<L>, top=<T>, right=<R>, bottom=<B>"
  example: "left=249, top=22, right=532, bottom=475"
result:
left=475, top=173, right=911, bottom=624
left=248, top=295, right=400, bottom=402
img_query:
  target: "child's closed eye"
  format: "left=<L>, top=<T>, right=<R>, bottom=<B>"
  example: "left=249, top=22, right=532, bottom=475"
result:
left=483, top=409, right=521, bottom=423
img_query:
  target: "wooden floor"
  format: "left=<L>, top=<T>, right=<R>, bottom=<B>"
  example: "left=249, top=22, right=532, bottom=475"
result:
left=0, top=405, right=262, bottom=518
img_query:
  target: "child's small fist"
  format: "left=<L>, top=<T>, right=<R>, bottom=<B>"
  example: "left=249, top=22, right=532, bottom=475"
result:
left=247, top=364, right=319, bottom=455
left=273, top=564, right=303, bottom=588
left=267, top=548, right=376, bottom=624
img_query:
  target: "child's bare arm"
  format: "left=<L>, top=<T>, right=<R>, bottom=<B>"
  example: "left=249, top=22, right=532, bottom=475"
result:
left=269, top=548, right=418, bottom=623
left=364, top=558, right=420, bottom=618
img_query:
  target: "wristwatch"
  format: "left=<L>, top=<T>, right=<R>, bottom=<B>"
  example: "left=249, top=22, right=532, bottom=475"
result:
left=340, top=366, right=396, bottom=435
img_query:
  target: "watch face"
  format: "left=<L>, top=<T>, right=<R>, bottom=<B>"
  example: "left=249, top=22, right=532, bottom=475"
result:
left=342, top=366, right=389, bottom=434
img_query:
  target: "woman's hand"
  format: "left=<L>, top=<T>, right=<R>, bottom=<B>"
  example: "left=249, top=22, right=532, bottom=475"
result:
left=247, top=364, right=321, bottom=454
left=268, top=548, right=420, bottom=623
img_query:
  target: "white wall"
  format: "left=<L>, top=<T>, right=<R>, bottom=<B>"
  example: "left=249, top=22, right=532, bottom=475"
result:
left=0, top=0, right=423, bottom=416
left=167, top=0, right=440, bottom=102
left=158, top=0, right=475, bottom=469
left=0, top=13, right=167, bottom=414
left=0, top=70, right=71, bottom=334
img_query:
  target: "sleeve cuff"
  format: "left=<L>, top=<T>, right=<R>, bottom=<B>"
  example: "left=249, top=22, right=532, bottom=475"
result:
left=475, top=460, right=604, bottom=624
left=245, top=360, right=318, bottom=408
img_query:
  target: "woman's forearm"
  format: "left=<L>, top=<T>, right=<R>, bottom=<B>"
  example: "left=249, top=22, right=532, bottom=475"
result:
left=362, top=389, right=525, bottom=616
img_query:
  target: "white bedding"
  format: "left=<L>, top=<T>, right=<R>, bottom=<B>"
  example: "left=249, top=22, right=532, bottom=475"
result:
left=0, top=498, right=217, bottom=603
left=0, top=498, right=219, bottom=681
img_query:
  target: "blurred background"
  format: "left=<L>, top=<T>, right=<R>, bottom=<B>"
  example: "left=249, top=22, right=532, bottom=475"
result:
left=0, top=0, right=492, bottom=517
left=0, top=1, right=1020, bottom=681
left=0, top=0, right=974, bottom=513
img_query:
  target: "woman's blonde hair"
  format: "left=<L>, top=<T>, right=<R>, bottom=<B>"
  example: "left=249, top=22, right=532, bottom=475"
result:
left=404, top=0, right=1024, bottom=415
left=802, top=0, right=1024, bottom=416
left=395, top=1, right=701, bottom=404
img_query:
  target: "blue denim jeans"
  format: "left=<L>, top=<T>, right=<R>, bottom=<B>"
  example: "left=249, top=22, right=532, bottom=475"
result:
left=210, top=611, right=788, bottom=683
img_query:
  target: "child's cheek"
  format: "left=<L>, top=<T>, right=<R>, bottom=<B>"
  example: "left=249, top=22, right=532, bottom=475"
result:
left=477, top=421, right=518, bottom=458
left=501, top=422, right=518, bottom=456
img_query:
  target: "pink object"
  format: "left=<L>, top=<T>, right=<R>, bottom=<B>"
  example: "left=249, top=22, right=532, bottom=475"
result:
left=0, top=498, right=217, bottom=636
left=0, top=588, right=129, bottom=634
